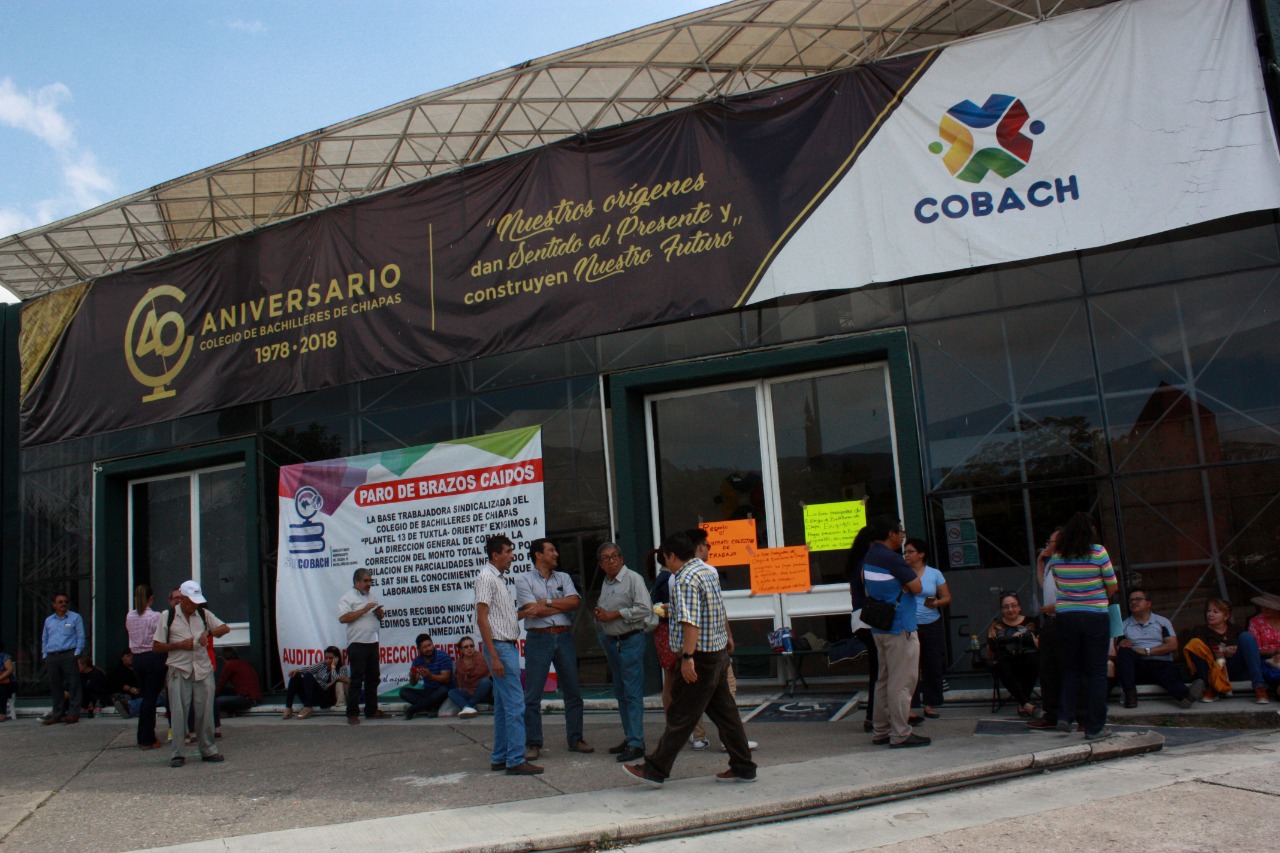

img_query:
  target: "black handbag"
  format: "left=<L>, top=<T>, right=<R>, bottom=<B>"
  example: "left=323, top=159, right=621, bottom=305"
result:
left=860, top=574, right=902, bottom=631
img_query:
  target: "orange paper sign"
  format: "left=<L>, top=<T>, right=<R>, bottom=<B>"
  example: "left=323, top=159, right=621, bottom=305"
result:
left=700, top=519, right=757, bottom=566
left=749, top=545, right=812, bottom=595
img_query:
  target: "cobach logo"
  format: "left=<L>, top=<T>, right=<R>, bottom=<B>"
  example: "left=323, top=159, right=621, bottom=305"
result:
left=124, top=285, right=194, bottom=402
left=927, top=93, right=1044, bottom=183
left=288, top=486, right=328, bottom=560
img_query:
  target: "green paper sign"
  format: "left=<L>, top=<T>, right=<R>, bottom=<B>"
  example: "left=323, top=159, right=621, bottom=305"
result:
left=803, top=500, right=867, bottom=552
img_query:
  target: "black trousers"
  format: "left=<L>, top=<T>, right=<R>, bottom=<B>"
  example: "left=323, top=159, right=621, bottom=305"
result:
left=346, top=642, right=381, bottom=718
left=994, top=653, right=1040, bottom=706
left=1037, top=616, right=1062, bottom=721
left=912, top=619, right=947, bottom=708
left=645, top=649, right=755, bottom=780
left=857, top=627, right=879, bottom=721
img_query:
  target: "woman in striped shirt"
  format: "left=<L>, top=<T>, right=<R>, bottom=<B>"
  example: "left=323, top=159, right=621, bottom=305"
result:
left=1046, top=512, right=1118, bottom=739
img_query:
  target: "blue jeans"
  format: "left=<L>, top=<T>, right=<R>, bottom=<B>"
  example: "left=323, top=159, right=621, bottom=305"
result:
left=484, top=641, right=525, bottom=768
left=449, top=678, right=493, bottom=709
left=1057, top=610, right=1110, bottom=735
left=523, top=629, right=584, bottom=747
left=600, top=631, right=646, bottom=748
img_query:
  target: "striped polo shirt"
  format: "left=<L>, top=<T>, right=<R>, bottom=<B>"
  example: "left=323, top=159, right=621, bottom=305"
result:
left=1047, top=545, right=1117, bottom=613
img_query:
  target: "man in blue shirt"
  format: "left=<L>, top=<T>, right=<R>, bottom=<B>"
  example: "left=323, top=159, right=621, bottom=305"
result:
left=401, top=633, right=454, bottom=719
left=41, top=592, right=85, bottom=725
left=862, top=517, right=927, bottom=748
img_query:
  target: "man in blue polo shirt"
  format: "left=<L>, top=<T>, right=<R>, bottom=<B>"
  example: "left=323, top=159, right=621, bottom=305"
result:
left=401, top=633, right=454, bottom=719
left=862, top=516, right=927, bottom=748
left=41, top=592, right=85, bottom=725
left=1117, top=588, right=1204, bottom=709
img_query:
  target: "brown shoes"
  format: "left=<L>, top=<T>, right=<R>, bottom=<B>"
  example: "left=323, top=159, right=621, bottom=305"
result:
left=506, top=761, right=544, bottom=776
left=297, top=708, right=313, bottom=719
left=347, top=715, right=360, bottom=725
left=568, top=740, right=595, bottom=754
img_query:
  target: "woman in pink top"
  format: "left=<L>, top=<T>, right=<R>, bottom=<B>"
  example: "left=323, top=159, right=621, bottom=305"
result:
left=125, top=584, right=165, bottom=749
left=1247, top=592, right=1280, bottom=703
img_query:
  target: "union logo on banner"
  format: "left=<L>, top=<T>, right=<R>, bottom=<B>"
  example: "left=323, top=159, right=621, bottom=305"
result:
left=928, top=94, right=1046, bottom=184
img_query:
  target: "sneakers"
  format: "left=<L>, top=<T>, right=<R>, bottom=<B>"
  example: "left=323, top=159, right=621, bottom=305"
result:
left=715, top=769, right=757, bottom=783
left=1085, top=726, right=1114, bottom=740
left=1256, top=686, right=1272, bottom=705
left=622, top=763, right=664, bottom=788
left=719, top=740, right=759, bottom=751
left=1200, top=690, right=1218, bottom=703
left=891, top=733, right=931, bottom=748
left=1187, top=679, right=1207, bottom=703
left=170, top=756, right=185, bottom=768
left=297, top=708, right=313, bottom=719
left=689, top=737, right=710, bottom=751
left=506, top=761, right=544, bottom=776
left=616, top=745, right=646, bottom=763
left=525, top=744, right=541, bottom=761
left=1176, top=695, right=1195, bottom=709
left=1055, top=720, right=1075, bottom=733
left=113, top=698, right=130, bottom=718
left=282, top=708, right=293, bottom=719
left=458, top=706, right=479, bottom=719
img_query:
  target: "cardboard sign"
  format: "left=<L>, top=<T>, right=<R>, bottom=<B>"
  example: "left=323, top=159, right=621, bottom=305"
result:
left=701, top=519, right=757, bottom=566
left=803, top=500, right=867, bottom=552
left=750, top=546, right=812, bottom=595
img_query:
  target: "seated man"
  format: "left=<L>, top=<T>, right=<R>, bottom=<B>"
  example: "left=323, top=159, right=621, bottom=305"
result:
left=214, top=648, right=262, bottom=717
left=77, top=655, right=111, bottom=717
left=401, top=633, right=453, bottom=720
left=109, top=650, right=143, bottom=718
left=1117, top=588, right=1204, bottom=708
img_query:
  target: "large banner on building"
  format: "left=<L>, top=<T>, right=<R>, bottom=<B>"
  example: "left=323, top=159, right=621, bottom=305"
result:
left=275, top=426, right=544, bottom=693
left=20, top=0, right=1280, bottom=445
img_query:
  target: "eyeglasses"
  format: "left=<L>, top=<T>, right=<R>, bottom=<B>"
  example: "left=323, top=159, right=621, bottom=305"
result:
left=600, top=554, right=622, bottom=562
left=1128, top=597, right=1147, bottom=603
left=459, top=644, right=475, bottom=649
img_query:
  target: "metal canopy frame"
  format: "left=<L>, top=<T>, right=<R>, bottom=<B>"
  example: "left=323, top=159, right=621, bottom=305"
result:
left=0, top=0, right=1106, bottom=301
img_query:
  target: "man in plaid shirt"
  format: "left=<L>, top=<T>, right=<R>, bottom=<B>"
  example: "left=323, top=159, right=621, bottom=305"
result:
left=622, top=531, right=756, bottom=787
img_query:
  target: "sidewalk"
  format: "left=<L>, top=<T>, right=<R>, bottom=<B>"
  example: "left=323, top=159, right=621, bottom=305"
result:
left=6, top=687, right=1246, bottom=853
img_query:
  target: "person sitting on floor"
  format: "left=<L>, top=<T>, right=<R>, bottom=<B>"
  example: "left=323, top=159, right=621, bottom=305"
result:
left=214, top=648, right=262, bottom=717
left=0, top=640, right=16, bottom=721
left=448, top=636, right=491, bottom=718
left=1182, top=597, right=1270, bottom=704
left=77, top=655, right=111, bottom=717
left=986, top=591, right=1040, bottom=717
left=283, top=646, right=349, bottom=719
left=109, top=650, right=143, bottom=718
left=401, top=633, right=453, bottom=720
left=1117, top=588, right=1204, bottom=709
left=1246, top=592, right=1280, bottom=704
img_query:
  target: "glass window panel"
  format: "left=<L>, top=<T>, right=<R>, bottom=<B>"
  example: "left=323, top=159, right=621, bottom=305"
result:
left=726, top=618, right=778, bottom=679
left=1211, top=461, right=1280, bottom=613
left=768, top=367, right=897, bottom=585
left=358, top=402, right=455, bottom=454
left=757, top=285, right=904, bottom=345
left=198, top=469, right=249, bottom=623
left=542, top=379, right=610, bottom=533
left=360, top=365, right=456, bottom=412
left=471, top=340, right=597, bottom=392
left=1081, top=213, right=1279, bottom=294
left=262, top=385, right=355, bottom=429
left=598, top=312, right=748, bottom=372
left=651, top=386, right=764, bottom=591
left=131, top=477, right=193, bottom=608
left=904, top=255, right=1081, bottom=323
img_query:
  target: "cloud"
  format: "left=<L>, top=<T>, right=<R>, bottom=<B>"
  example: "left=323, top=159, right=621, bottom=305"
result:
left=0, top=77, right=115, bottom=235
left=229, top=19, right=265, bottom=34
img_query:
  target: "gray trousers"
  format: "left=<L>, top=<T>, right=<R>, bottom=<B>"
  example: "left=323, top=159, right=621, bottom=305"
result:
left=169, top=669, right=218, bottom=758
left=47, top=650, right=82, bottom=720
left=872, top=630, right=920, bottom=743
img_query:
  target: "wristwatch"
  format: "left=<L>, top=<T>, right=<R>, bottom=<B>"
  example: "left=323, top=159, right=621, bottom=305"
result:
left=682, top=653, right=695, bottom=660
left=545, top=598, right=553, bottom=607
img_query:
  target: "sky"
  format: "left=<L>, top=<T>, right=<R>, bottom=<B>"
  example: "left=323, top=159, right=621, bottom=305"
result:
left=0, top=0, right=720, bottom=302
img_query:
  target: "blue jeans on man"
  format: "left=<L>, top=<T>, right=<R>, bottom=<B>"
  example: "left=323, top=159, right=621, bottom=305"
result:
left=484, top=641, right=525, bottom=768
left=523, top=629, right=584, bottom=748
left=600, top=631, right=646, bottom=749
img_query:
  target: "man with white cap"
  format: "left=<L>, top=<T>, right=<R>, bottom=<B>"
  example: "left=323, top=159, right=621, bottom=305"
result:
left=153, top=580, right=230, bottom=767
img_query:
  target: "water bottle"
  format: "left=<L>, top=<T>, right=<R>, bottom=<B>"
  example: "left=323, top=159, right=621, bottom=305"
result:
left=969, top=634, right=982, bottom=667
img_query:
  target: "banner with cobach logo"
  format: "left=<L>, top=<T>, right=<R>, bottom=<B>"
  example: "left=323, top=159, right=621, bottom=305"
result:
left=19, top=0, right=1280, bottom=446
left=275, top=426, right=545, bottom=691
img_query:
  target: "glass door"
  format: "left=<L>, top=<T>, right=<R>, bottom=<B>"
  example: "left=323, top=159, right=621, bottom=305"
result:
left=128, top=463, right=251, bottom=645
left=646, top=364, right=902, bottom=681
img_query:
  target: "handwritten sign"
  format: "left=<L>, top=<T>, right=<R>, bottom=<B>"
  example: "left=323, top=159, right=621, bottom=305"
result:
left=803, top=500, right=867, bottom=552
left=701, top=519, right=757, bottom=566
left=750, top=546, right=812, bottom=595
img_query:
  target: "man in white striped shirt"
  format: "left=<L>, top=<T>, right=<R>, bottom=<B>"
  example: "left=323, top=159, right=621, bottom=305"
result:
left=475, top=534, right=542, bottom=776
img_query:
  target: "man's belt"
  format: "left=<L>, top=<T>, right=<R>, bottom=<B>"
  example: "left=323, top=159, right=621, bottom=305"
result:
left=609, top=629, right=643, bottom=642
left=528, top=625, right=572, bottom=634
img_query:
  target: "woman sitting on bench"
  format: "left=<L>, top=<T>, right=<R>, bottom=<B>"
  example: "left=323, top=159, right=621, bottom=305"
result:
left=986, top=591, right=1040, bottom=717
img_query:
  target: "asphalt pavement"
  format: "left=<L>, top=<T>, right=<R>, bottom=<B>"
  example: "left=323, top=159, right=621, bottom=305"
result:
left=0, top=690, right=1271, bottom=853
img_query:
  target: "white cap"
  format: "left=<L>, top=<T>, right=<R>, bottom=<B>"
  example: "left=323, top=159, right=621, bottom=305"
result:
left=179, top=580, right=207, bottom=605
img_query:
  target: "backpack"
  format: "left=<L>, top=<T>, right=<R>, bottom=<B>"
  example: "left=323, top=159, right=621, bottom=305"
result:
left=165, top=606, right=217, bottom=667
